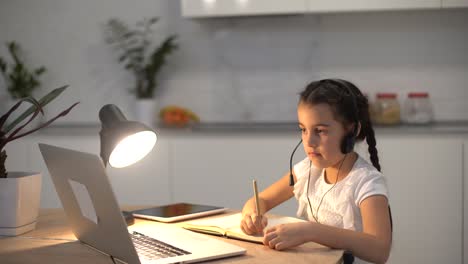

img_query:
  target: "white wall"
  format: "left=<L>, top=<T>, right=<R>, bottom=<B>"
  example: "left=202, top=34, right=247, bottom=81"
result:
left=1, top=0, right=467, bottom=123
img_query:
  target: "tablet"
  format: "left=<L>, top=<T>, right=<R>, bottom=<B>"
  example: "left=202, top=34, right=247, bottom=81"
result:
left=131, top=203, right=227, bottom=223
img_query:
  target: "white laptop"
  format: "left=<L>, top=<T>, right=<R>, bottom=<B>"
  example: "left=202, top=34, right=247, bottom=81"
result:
left=39, top=143, right=246, bottom=264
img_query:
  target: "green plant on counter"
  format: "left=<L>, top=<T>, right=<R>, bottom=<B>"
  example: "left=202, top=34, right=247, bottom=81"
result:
left=0, top=41, right=47, bottom=99
left=0, top=86, right=79, bottom=178
left=104, top=17, right=178, bottom=99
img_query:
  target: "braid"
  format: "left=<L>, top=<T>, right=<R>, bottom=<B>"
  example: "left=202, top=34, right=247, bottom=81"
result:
left=351, top=85, right=381, bottom=172
left=365, top=121, right=381, bottom=172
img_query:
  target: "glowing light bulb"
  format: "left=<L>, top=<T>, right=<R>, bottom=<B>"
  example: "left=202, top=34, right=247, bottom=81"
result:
left=109, top=131, right=157, bottom=168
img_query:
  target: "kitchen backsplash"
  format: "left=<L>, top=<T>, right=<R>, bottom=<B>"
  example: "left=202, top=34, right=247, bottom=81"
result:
left=0, top=0, right=467, bottom=123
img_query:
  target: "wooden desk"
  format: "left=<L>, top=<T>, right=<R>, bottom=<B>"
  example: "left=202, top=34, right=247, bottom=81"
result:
left=0, top=209, right=343, bottom=264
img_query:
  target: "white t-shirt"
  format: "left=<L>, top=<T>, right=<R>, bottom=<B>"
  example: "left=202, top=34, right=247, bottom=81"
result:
left=293, top=155, right=388, bottom=232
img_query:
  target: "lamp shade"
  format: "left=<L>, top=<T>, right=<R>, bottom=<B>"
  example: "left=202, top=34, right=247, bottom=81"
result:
left=99, top=104, right=157, bottom=168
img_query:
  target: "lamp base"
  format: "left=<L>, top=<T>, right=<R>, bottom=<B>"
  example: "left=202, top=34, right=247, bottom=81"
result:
left=122, top=211, right=135, bottom=226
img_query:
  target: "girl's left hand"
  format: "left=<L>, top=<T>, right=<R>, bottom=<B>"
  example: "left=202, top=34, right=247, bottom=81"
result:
left=263, top=222, right=311, bottom=250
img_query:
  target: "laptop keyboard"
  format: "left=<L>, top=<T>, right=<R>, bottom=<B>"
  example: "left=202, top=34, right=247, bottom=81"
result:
left=131, top=231, right=191, bottom=260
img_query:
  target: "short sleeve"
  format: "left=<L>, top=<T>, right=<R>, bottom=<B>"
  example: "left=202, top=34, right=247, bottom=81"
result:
left=354, top=171, right=389, bottom=206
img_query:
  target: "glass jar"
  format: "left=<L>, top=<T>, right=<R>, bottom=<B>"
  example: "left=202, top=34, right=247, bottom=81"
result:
left=372, top=93, right=400, bottom=125
left=402, top=92, right=434, bottom=124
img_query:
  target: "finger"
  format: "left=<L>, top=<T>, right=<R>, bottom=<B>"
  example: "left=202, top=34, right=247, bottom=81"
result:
left=241, top=220, right=254, bottom=235
left=268, top=236, right=281, bottom=249
left=252, top=215, right=264, bottom=234
left=263, top=231, right=276, bottom=246
left=274, top=241, right=287, bottom=251
left=242, top=217, right=257, bottom=235
left=264, top=226, right=275, bottom=234
left=262, top=232, right=269, bottom=245
left=270, top=235, right=289, bottom=251
left=245, top=216, right=257, bottom=233
left=262, top=217, right=268, bottom=229
left=240, top=222, right=251, bottom=235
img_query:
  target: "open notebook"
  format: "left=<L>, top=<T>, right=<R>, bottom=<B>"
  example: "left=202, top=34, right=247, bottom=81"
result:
left=182, top=213, right=306, bottom=243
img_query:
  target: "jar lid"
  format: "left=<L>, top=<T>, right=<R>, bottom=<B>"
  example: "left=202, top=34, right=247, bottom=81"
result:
left=408, top=92, right=429, bottom=98
left=376, top=93, right=397, bottom=99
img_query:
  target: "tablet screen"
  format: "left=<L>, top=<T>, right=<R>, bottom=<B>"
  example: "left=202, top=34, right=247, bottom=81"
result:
left=132, top=203, right=227, bottom=222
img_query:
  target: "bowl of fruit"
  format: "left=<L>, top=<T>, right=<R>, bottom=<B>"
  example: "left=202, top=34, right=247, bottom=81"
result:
left=159, top=105, right=200, bottom=128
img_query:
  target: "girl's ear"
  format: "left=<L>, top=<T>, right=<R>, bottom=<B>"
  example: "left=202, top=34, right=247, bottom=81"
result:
left=346, top=122, right=361, bottom=137
left=355, top=122, right=362, bottom=137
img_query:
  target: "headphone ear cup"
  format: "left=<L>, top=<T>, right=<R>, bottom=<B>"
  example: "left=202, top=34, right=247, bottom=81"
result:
left=341, top=133, right=356, bottom=154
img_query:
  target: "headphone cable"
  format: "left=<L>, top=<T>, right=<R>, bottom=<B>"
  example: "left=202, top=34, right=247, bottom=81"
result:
left=307, top=154, right=347, bottom=223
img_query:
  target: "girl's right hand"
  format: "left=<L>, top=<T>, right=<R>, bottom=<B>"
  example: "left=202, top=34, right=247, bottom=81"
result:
left=240, top=212, right=268, bottom=235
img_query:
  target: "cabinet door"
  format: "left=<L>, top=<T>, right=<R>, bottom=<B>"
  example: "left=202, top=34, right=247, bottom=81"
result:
left=307, top=0, right=441, bottom=12
left=181, top=0, right=307, bottom=17
left=171, top=135, right=302, bottom=216
left=442, top=0, right=468, bottom=7
left=464, top=140, right=468, bottom=264
left=377, top=136, right=462, bottom=264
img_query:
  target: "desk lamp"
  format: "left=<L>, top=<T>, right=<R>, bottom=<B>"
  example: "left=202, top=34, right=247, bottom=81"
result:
left=98, top=104, right=157, bottom=225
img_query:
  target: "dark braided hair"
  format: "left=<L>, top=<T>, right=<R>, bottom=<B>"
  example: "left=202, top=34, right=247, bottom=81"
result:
left=299, top=79, right=381, bottom=172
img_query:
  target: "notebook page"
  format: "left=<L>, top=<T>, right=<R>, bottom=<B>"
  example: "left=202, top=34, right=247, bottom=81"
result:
left=185, top=213, right=305, bottom=235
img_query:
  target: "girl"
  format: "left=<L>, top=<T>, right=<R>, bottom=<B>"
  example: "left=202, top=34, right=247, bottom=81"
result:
left=240, top=79, right=392, bottom=264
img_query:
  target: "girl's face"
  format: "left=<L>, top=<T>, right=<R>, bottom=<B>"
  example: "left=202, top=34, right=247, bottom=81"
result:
left=297, top=102, right=348, bottom=169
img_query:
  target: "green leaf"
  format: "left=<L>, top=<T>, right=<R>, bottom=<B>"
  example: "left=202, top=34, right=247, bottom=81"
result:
left=34, top=66, right=46, bottom=75
left=0, top=57, right=6, bottom=73
left=118, top=54, right=127, bottom=62
left=2, top=41, right=47, bottom=99
left=8, top=41, right=21, bottom=65
left=0, top=97, right=40, bottom=130
left=122, top=32, right=136, bottom=39
left=149, top=17, right=159, bottom=24
left=4, top=85, right=69, bottom=133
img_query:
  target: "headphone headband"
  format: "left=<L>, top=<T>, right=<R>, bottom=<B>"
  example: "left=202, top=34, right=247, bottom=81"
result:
left=319, top=79, right=359, bottom=154
left=319, top=78, right=360, bottom=127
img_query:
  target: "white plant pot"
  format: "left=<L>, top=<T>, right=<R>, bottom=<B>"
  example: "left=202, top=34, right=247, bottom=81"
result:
left=0, top=172, right=42, bottom=236
left=135, top=99, right=156, bottom=127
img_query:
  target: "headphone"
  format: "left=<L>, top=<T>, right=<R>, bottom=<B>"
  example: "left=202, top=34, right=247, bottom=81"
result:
left=331, top=79, right=360, bottom=155
left=289, top=79, right=360, bottom=186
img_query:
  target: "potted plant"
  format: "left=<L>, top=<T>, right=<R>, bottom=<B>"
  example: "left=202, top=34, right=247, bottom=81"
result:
left=104, top=17, right=178, bottom=126
left=0, top=41, right=47, bottom=126
left=0, top=86, right=78, bottom=236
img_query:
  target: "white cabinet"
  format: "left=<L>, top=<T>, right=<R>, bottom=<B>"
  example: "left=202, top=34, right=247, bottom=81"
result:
left=307, top=0, right=441, bottom=13
left=171, top=134, right=302, bottom=216
left=181, top=0, right=307, bottom=17
left=442, top=0, right=468, bottom=7
left=181, top=0, right=468, bottom=17
left=376, top=135, right=462, bottom=264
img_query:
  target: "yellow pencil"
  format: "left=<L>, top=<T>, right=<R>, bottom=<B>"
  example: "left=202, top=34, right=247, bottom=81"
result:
left=253, top=179, right=261, bottom=216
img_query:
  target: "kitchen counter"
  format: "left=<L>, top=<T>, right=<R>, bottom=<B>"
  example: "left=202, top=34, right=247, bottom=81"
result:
left=186, top=121, right=468, bottom=134
left=35, top=120, right=468, bottom=136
